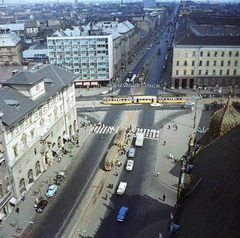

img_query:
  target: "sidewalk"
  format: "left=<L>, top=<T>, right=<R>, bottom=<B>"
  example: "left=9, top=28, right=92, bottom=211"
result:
left=0, top=125, right=93, bottom=237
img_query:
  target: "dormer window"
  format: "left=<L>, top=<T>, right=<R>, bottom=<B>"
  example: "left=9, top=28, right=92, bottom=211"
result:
left=4, top=99, right=20, bottom=109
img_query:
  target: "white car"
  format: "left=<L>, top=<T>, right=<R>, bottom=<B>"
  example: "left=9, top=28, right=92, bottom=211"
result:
left=101, top=90, right=109, bottom=95
left=150, top=102, right=163, bottom=107
left=126, top=160, right=134, bottom=171
left=185, top=101, right=195, bottom=106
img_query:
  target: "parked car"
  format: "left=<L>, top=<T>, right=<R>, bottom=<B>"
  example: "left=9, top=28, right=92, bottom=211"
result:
left=34, top=200, right=48, bottom=213
left=185, top=101, right=195, bottom=106
left=127, top=148, right=135, bottom=158
left=126, top=160, right=134, bottom=171
left=45, top=184, right=58, bottom=198
left=150, top=102, right=163, bottom=107
left=54, top=171, right=66, bottom=185
left=101, top=90, right=109, bottom=95
left=117, top=206, right=129, bottom=222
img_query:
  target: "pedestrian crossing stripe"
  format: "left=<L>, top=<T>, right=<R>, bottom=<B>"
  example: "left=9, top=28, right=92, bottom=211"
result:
left=91, top=125, right=159, bottom=139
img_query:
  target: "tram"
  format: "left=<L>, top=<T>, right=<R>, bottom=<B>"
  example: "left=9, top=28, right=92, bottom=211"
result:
left=102, top=94, right=187, bottom=105
left=102, top=95, right=132, bottom=105
left=157, top=94, right=188, bottom=104
left=104, top=129, right=126, bottom=171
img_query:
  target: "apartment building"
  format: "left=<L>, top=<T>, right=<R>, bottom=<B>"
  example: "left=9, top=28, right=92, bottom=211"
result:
left=171, top=16, right=240, bottom=89
left=0, top=63, right=78, bottom=204
left=47, top=20, right=137, bottom=87
left=0, top=28, right=22, bottom=66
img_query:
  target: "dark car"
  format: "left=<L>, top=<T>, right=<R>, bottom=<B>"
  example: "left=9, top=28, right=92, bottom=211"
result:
left=54, top=171, right=66, bottom=185
left=34, top=200, right=48, bottom=213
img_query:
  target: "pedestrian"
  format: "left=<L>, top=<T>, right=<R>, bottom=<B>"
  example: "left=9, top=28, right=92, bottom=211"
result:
left=163, top=194, right=166, bottom=202
left=100, top=135, right=103, bottom=140
left=105, top=193, right=108, bottom=200
left=168, top=125, right=171, bottom=129
left=15, top=207, right=19, bottom=213
left=175, top=125, right=178, bottom=131
left=169, top=153, right=173, bottom=159
left=163, top=141, right=166, bottom=146
left=21, top=195, right=26, bottom=202
left=157, top=172, right=160, bottom=176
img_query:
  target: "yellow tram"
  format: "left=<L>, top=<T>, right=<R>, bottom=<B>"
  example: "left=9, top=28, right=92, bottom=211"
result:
left=157, top=94, right=188, bottom=104
left=102, top=95, right=132, bottom=105
left=102, top=94, right=188, bottom=105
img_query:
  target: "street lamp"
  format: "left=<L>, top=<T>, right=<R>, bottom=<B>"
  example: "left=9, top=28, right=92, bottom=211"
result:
left=193, top=96, right=201, bottom=129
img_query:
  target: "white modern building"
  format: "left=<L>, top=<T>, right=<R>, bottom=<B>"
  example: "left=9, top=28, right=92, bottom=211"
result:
left=47, top=20, right=137, bottom=87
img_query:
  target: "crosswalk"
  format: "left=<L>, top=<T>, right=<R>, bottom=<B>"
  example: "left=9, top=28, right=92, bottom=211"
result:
left=91, top=125, right=160, bottom=139
left=118, top=83, right=162, bottom=88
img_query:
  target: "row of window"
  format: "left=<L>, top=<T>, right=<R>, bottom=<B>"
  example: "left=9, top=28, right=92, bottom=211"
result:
left=176, top=60, right=238, bottom=67
left=48, top=39, right=108, bottom=46
left=0, top=56, right=13, bottom=61
left=176, top=50, right=239, bottom=57
left=176, top=69, right=238, bottom=76
left=0, top=48, right=12, bottom=53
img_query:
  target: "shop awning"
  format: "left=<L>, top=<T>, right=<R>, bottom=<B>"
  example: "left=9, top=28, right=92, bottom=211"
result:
left=0, top=143, right=4, bottom=153
left=52, top=146, right=61, bottom=154
left=83, top=82, right=90, bottom=86
left=9, top=197, right=18, bottom=206
left=63, top=134, right=69, bottom=140
left=0, top=212, right=5, bottom=220
left=91, top=82, right=98, bottom=86
left=75, top=81, right=83, bottom=86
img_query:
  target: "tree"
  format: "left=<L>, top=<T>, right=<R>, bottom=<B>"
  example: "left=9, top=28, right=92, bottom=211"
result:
left=68, top=143, right=75, bottom=156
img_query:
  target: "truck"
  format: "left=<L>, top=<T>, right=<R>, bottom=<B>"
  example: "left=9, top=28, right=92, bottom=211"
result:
left=117, top=182, right=127, bottom=195
left=135, top=132, right=144, bottom=147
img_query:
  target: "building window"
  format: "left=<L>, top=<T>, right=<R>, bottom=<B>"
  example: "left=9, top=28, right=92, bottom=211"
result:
left=220, top=70, right=223, bottom=75
left=211, top=78, right=215, bottom=86
left=225, top=78, right=229, bottom=85
left=228, top=61, right=231, bottom=66
left=191, top=70, right=194, bottom=75
left=176, top=61, right=179, bottom=66
left=184, top=61, right=187, bottom=66
left=30, top=130, right=35, bottom=140
left=183, top=70, right=186, bottom=75
left=176, top=70, right=179, bottom=75
left=7, top=48, right=11, bottom=53
left=233, top=70, right=236, bottom=75
left=192, top=51, right=196, bottom=57
left=229, top=51, right=232, bottom=57
left=207, top=51, right=210, bottom=57
left=213, top=61, right=216, bottom=66
left=206, top=61, right=209, bottom=66
left=221, top=52, right=225, bottom=57
left=236, top=52, right=239, bottom=57
left=185, top=52, right=188, bottom=57
left=199, top=70, right=201, bottom=75
left=176, top=52, right=180, bottom=57
left=13, top=145, right=18, bottom=157
left=221, top=61, right=224, bottom=66
left=199, top=61, right=202, bottom=66
left=212, top=70, right=216, bottom=75
left=200, top=51, right=203, bottom=57
left=34, top=148, right=37, bottom=155
left=0, top=57, right=2, bottom=62
left=226, top=70, right=230, bottom=75
left=214, top=52, right=217, bottom=57
left=205, top=70, right=208, bottom=75
left=204, top=78, right=208, bottom=85
left=192, top=61, right=195, bottom=66
left=8, top=56, right=12, bottom=61
left=234, top=61, right=238, bottom=66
